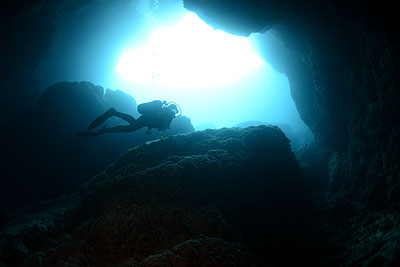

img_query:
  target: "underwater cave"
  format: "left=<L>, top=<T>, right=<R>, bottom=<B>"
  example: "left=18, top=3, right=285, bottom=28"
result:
left=36, top=1, right=312, bottom=143
left=0, top=0, right=399, bottom=266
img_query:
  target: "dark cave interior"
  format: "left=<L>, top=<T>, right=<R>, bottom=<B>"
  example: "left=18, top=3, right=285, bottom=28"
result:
left=0, top=0, right=399, bottom=266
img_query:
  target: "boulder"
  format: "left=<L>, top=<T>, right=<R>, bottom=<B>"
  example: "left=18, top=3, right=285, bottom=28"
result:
left=0, top=126, right=307, bottom=266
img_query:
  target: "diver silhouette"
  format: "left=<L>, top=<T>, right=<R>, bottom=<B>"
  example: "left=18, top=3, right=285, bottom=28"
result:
left=77, top=100, right=180, bottom=137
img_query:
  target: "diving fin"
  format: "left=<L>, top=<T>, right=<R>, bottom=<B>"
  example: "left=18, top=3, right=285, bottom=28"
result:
left=87, top=108, right=116, bottom=131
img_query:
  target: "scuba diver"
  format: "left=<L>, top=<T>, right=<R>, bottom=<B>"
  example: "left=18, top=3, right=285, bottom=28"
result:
left=77, top=100, right=180, bottom=137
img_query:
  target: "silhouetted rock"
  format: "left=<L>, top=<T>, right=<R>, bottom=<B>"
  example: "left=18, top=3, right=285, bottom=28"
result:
left=0, top=81, right=194, bottom=212
left=234, top=120, right=314, bottom=148
left=136, top=235, right=266, bottom=267
left=0, top=126, right=306, bottom=266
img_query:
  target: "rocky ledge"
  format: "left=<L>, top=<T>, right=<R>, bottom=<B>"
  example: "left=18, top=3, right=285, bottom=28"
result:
left=0, top=126, right=308, bottom=266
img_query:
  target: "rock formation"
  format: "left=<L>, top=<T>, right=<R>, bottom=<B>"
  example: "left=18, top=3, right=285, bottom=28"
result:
left=0, top=126, right=306, bottom=266
left=184, top=0, right=400, bottom=209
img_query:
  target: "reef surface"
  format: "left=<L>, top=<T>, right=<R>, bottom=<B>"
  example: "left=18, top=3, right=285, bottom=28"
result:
left=0, top=126, right=308, bottom=266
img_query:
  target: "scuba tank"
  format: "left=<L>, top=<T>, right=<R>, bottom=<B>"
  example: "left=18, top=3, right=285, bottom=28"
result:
left=139, top=100, right=182, bottom=135
left=137, top=100, right=163, bottom=115
left=137, top=100, right=182, bottom=117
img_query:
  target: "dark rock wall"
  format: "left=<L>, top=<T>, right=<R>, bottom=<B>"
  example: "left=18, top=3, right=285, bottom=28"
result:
left=0, top=0, right=87, bottom=123
left=1, top=7, right=53, bottom=123
left=329, top=27, right=400, bottom=210
left=181, top=1, right=400, bottom=264
left=184, top=0, right=400, bottom=209
left=0, top=126, right=306, bottom=266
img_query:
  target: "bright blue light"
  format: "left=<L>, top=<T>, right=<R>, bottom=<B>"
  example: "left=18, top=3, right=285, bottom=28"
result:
left=111, top=12, right=307, bottom=132
left=115, top=13, right=265, bottom=89
left=36, top=1, right=312, bottom=144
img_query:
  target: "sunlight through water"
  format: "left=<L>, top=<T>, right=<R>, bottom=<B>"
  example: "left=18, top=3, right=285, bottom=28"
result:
left=110, top=10, right=309, bottom=137
left=35, top=2, right=312, bottom=142
left=115, top=13, right=265, bottom=89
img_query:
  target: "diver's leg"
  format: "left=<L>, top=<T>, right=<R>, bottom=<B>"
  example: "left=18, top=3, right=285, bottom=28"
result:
left=94, top=122, right=145, bottom=135
left=113, top=111, right=136, bottom=124
left=96, top=116, right=147, bottom=135
left=87, top=108, right=117, bottom=131
left=77, top=125, right=138, bottom=137
left=77, top=116, right=147, bottom=137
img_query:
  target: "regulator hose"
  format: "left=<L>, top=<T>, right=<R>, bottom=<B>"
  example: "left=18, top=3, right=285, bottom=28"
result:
left=166, top=101, right=182, bottom=117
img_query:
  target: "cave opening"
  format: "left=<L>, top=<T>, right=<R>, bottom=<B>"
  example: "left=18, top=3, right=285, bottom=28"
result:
left=2, top=0, right=400, bottom=265
left=36, top=0, right=313, bottom=147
